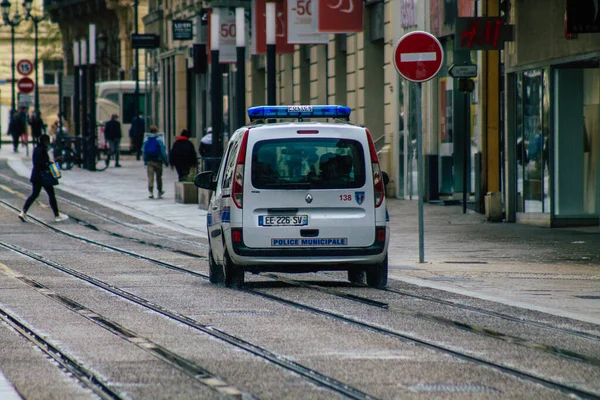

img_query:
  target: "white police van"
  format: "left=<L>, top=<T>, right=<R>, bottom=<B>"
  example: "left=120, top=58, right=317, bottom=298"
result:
left=195, top=105, right=389, bottom=289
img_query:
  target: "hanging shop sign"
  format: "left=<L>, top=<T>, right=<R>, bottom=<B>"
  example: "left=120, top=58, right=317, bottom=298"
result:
left=252, top=0, right=295, bottom=55
left=565, top=0, right=600, bottom=33
left=173, top=20, right=194, bottom=40
left=314, top=0, right=363, bottom=33
left=455, top=17, right=511, bottom=51
left=287, top=0, right=329, bottom=44
left=207, top=9, right=251, bottom=63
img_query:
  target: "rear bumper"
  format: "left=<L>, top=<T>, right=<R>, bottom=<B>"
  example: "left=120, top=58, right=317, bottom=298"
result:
left=231, top=243, right=386, bottom=258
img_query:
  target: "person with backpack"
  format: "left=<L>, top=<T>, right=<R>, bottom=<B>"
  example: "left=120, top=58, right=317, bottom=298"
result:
left=143, top=125, right=169, bottom=199
left=169, top=128, right=198, bottom=181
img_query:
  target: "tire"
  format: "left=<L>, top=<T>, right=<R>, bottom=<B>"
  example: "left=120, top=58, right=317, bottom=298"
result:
left=62, top=149, right=75, bottom=171
left=208, top=250, right=225, bottom=285
left=347, top=269, right=366, bottom=285
left=224, top=253, right=244, bottom=289
left=366, top=254, right=388, bottom=289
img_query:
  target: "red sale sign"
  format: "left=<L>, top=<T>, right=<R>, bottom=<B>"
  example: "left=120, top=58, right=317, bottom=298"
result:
left=252, top=0, right=295, bottom=55
left=317, top=0, right=363, bottom=33
left=287, top=0, right=329, bottom=44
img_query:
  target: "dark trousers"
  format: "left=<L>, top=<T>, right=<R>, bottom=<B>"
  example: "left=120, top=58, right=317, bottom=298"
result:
left=135, top=135, right=144, bottom=160
left=11, top=134, right=19, bottom=152
left=175, top=166, right=191, bottom=182
left=108, top=139, right=121, bottom=165
left=23, top=182, right=59, bottom=216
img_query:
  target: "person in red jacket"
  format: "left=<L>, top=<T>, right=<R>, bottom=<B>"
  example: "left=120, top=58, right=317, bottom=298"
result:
left=169, top=129, right=198, bottom=181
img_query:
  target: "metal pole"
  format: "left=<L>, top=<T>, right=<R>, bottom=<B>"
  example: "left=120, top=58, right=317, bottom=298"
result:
left=417, top=82, right=424, bottom=263
left=80, top=38, right=89, bottom=169
left=463, top=90, right=469, bottom=214
left=210, top=9, right=223, bottom=169
left=235, top=7, right=245, bottom=128
left=266, top=2, right=276, bottom=106
left=89, top=24, right=97, bottom=171
left=11, top=25, right=15, bottom=112
left=134, top=0, right=140, bottom=131
left=34, top=20, right=39, bottom=112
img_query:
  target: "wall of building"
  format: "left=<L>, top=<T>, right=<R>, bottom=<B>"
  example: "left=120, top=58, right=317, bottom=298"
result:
left=509, top=0, right=600, bottom=69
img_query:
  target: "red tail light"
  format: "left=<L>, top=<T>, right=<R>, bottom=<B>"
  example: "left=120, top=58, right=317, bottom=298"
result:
left=232, top=130, right=249, bottom=209
left=232, top=228, right=242, bottom=243
left=366, top=129, right=384, bottom=207
left=376, top=227, right=386, bottom=242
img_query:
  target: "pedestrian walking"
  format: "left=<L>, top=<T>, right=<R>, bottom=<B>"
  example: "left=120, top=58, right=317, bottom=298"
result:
left=8, top=110, right=26, bottom=153
left=199, top=127, right=218, bottom=172
left=169, top=128, right=198, bottom=181
left=104, top=113, right=122, bottom=167
left=29, top=111, right=45, bottom=144
left=130, top=112, right=145, bottom=160
left=18, top=134, right=69, bottom=223
left=143, top=125, right=168, bottom=199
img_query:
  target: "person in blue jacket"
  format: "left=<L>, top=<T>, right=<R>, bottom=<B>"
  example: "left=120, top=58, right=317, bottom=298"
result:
left=143, top=125, right=169, bottom=199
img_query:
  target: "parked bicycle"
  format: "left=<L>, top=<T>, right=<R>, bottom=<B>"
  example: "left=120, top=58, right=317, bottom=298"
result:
left=53, top=136, right=82, bottom=171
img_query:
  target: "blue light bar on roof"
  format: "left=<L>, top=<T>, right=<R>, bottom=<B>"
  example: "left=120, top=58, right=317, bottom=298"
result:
left=247, top=105, right=351, bottom=121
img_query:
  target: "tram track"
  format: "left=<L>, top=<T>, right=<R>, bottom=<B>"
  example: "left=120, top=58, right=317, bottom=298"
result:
left=2, top=183, right=600, bottom=397
left=0, top=240, right=377, bottom=400
left=2, top=235, right=599, bottom=399
left=0, top=305, right=126, bottom=400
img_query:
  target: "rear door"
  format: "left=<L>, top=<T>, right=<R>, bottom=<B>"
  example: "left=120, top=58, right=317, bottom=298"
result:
left=242, top=124, right=375, bottom=249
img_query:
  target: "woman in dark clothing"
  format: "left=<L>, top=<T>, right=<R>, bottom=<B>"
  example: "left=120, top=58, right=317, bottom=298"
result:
left=18, top=134, right=69, bottom=223
left=169, top=129, right=198, bottom=181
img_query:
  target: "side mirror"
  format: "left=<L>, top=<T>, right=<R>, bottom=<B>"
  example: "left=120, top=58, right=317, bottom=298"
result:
left=194, top=171, right=217, bottom=191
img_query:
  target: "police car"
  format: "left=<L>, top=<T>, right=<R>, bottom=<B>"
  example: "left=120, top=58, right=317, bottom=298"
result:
left=195, top=105, right=390, bottom=289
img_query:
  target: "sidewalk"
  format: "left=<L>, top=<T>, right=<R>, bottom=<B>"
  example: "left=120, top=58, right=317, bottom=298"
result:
left=2, top=144, right=600, bottom=325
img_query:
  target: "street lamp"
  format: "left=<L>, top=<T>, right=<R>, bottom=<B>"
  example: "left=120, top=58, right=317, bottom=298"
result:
left=0, top=0, right=23, bottom=113
left=23, top=0, right=46, bottom=114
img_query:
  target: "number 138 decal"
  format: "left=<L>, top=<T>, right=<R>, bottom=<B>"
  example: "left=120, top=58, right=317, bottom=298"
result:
left=339, top=194, right=352, bottom=201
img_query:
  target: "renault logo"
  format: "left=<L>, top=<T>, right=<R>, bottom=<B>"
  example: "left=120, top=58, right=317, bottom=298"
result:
left=305, top=193, right=313, bottom=204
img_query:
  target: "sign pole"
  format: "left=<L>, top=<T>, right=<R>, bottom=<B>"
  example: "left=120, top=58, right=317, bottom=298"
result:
left=393, top=31, right=444, bottom=264
left=235, top=7, right=246, bottom=129
left=266, top=2, right=276, bottom=108
left=210, top=9, right=223, bottom=171
left=417, top=82, right=424, bottom=263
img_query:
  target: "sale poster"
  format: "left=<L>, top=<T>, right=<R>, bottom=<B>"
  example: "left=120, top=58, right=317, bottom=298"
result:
left=287, top=0, right=329, bottom=44
left=252, top=0, right=295, bottom=55
left=317, top=0, right=363, bottom=33
left=207, top=9, right=251, bottom=63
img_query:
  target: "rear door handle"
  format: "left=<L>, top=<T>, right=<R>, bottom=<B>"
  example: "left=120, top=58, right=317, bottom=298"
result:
left=300, top=229, right=319, bottom=237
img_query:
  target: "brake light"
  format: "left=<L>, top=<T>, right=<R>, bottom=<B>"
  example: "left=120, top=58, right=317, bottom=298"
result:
left=297, top=130, right=319, bottom=134
left=376, top=227, right=386, bottom=242
left=232, top=228, right=242, bottom=243
left=232, top=130, right=249, bottom=209
left=366, top=129, right=384, bottom=207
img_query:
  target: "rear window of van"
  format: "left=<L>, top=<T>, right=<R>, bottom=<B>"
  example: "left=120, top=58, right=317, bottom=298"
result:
left=251, top=138, right=366, bottom=189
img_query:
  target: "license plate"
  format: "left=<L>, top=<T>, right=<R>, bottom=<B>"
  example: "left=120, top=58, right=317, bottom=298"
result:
left=259, top=215, right=308, bottom=227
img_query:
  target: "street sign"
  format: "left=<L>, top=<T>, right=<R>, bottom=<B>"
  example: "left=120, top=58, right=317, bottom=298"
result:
left=16, top=59, right=34, bottom=76
left=62, top=75, right=75, bottom=97
left=448, top=63, right=478, bottom=78
left=131, top=34, right=160, bottom=49
left=17, top=77, right=35, bottom=93
left=393, top=31, right=443, bottom=83
left=172, top=20, right=193, bottom=40
left=18, top=93, right=33, bottom=107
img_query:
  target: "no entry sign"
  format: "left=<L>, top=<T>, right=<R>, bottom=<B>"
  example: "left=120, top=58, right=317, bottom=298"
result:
left=17, top=77, right=35, bottom=94
left=393, top=31, right=443, bottom=83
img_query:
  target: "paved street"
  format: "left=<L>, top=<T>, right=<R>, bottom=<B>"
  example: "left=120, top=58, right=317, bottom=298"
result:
left=1, top=144, right=600, bottom=399
left=3, top=145, right=599, bottom=324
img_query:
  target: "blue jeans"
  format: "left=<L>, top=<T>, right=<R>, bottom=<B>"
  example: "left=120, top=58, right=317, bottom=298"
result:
left=108, top=139, right=121, bottom=165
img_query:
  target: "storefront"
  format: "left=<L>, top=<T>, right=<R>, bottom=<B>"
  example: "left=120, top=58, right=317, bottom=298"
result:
left=508, top=63, right=600, bottom=226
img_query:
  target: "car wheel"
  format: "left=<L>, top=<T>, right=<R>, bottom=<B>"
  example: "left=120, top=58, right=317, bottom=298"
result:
left=347, top=269, right=366, bottom=285
left=224, top=253, right=244, bottom=289
left=366, top=254, right=388, bottom=289
left=208, top=250, right=225, bottom=285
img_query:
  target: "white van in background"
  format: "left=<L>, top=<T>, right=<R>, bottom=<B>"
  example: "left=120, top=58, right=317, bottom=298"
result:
left=96, top=81, right=147, bottom=150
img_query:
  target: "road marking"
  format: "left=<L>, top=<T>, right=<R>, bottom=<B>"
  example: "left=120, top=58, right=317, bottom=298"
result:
left=0, top=371, right=21, bottom=400
left=401, top=52, right=436, bottom=62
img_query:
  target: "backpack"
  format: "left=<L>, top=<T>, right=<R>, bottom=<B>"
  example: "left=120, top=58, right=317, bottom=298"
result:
left=144, top=136, right=161, bottom=158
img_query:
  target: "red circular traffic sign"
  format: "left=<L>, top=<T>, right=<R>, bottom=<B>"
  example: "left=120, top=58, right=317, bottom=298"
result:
left=17, top=77, right=35, bottom=94
left=16, top=59, right=34, bottom=76
left=393, top=31, right=444, bottom=83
